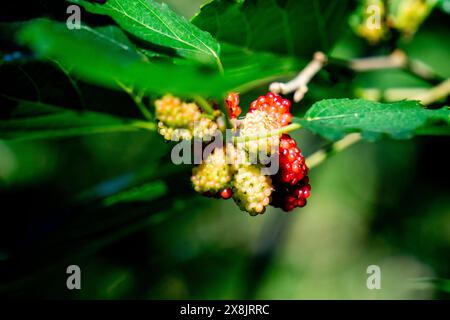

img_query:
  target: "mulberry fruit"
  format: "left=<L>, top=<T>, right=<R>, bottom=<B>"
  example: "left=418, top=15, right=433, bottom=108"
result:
left=225, top=143, right=251, bottom=171
left=220, top=187, right=233, bottom=200
left=155, top=94, right=201, bottom=128
left=277, top=134, right=308, bottom=185
left=157, top=122, right=193, bottom=141
left=191, top=147, right=233, bottom=195
left=192, top=117, right=219, bottom=140
left=271, top=177, right=311, bottom=212
left=249, top=92, right=292, bottom=126
left=155, top=94, right=220, bottom=141
left=232, top=165, right=273, bottom=215
left=226, top=92, right=242, bottom=119
left=270, top=134, right=311, bottom=212
left=239, top=110, right=281, bottom=156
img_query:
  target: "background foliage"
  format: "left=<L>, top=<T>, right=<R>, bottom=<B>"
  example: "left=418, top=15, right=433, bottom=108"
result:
left=0, top=0, right=449, bottom=299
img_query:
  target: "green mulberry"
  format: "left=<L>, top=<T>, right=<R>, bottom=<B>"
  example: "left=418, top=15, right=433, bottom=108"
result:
left=232, top=165, right=273, bottom=216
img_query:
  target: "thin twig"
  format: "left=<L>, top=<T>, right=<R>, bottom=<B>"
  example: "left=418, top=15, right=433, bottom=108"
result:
left=51, top=59, right=86, bottom=110
left=306, top=133, right=362, bottom=169
left=349, top=49, right=407, bottom=71
left=270, top=52, right=327, bottom=102
left=347, top=49, right=441, bottom=84
left=233, top=123, right=301, bottom=143
left=412, top=78, right=450, bottom=106
left=192, top=95, right=215, bottom=116
left=356, top=87, right=429, bottom=102
left=117, top=81, right=153, bottom=121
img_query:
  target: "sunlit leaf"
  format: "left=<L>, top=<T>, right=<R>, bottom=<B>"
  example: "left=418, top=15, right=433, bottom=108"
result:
left=17, top=19, right=301, bottom=97
left=296, top=99, right=450, bottom=140
left=70, top=0, right=222, bottom=68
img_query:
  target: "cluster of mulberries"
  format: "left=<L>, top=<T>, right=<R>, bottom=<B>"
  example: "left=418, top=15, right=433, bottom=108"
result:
left=191, top=144, right=272, bottom=215
left=154, top=93, right=311, bottom=215
left=155, top=94, right=220, bottom=141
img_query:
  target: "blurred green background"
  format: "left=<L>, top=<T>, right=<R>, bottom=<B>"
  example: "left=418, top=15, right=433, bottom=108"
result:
left=0, top=0, right=449, bottom=299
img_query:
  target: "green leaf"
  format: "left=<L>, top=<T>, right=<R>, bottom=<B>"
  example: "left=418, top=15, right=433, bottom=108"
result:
left=82, top=25, right=141, bottom=56
left=103, top=180, right=167, bottom=206
left=0, top=100, right=155, bottom=141
left=192, top=0, right=352, bottom=58
left=17, top=19, right=300, bottom=97
left=296, top=99, right=450, bottom=141
left=220, top=43, right=304, bottom=93
left=70, top=0, right=222, bottom=68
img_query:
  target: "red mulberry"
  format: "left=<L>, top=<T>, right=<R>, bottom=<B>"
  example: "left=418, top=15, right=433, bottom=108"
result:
left=277, top=134, right=308, bottom=186
left=249, top=92, right=293, bottom=127
left=271, top=177, right=311, bottom=212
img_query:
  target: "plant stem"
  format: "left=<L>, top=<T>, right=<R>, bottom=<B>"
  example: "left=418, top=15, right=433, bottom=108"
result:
left=349, top=50, right=406, bottom=71
left=195, top=94, right=233, bottom=130
left=269, top=52, right=327, bottom=102
left=117, top=81, right=153, bottom=121
left=131, top=120, right=157, bottom=131
left=133, top=92, right=154, bottom=121
left=233, top=123, right=301, bottom=143
left=355, top=87, right=430, bottom=102
left=218, top=100, right=233, bottom=129
left=215, top=56, right=225, bottom=76
left=306, top=133, right=361, bottom=169
left=341, top=49, right=442, bottom=84
left=412, top=78, right=450, bottom=106
left=193, top=94, right=215, bottom=115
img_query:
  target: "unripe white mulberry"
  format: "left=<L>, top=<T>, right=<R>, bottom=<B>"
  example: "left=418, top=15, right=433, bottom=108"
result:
left=191, top=147, right=233, bottom=194
left=157, top=122, right=193, bottom=141
left=232, top=165, right=273, bottom=216
left=155, top=94, right=201, bottom=128
left=239, top=110, right=280, bottom=157
left=155, top=94, right=221, bottom=141
left=193, top=117, right=219, bottom=140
